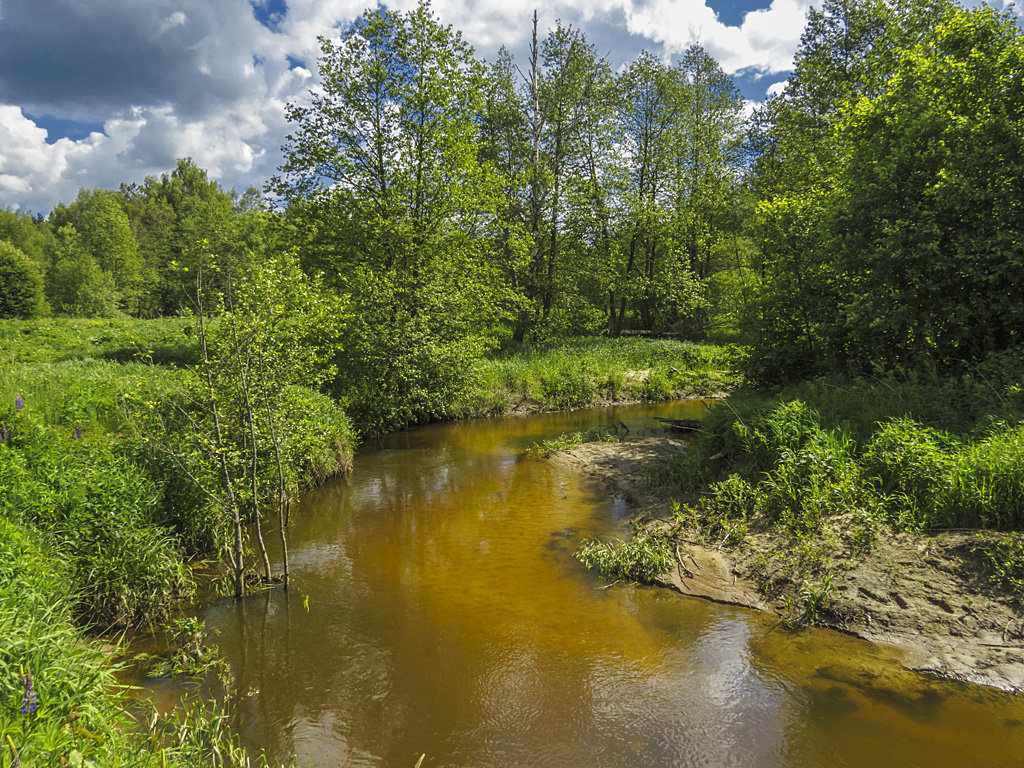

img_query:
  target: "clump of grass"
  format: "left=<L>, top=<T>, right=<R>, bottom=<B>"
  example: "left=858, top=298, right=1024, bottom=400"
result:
left=526, top=425, right=620, bottom=458
left=784, top=573, right=836, bottom=627
left=575, top=533, right=673, bottom=583
left=975, top=532, right=1024, bottom=603
left=135, top=617, right=229, bottom=681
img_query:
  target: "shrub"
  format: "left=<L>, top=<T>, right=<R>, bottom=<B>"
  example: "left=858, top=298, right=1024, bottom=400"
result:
left=0, top=241, right=46, bottom=319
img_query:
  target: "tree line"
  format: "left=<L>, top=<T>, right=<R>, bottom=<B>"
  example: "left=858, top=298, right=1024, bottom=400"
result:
left=2, top=0, right=1023, bottom=425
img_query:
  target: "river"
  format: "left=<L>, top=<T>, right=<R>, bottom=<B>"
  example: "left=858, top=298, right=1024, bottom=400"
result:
left=156, top=402, right=1024, bottom=767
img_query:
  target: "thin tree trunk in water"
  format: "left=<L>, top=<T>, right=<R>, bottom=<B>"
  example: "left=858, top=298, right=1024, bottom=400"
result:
left=195, top=267, right=245, bottom=598
left=255, top=336, right=291, bottom=591
left=226, top=278, right=272, bottom=583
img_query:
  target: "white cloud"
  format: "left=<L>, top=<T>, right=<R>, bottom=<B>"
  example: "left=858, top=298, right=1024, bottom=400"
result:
left=159, top=11, right=189, bottom=34
left=624, top=0, right=817, bottom=73
left=766, top=79, right=788, bottom=97
left=0, top=0, right=821, bottom=213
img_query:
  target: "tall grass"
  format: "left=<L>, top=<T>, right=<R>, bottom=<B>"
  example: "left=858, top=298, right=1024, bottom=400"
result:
left=0, top=362, right=193, bottom=627
left=652, top=374, right=1024, bottom=546
left=453, top=337, right=742, bottom=416
left=0, top=317, right=198, bottom=367
left=0, top=519, right=288, bottom=766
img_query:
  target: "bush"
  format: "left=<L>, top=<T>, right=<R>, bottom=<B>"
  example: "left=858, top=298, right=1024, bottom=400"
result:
left=0, top=241, right=46, bottom=319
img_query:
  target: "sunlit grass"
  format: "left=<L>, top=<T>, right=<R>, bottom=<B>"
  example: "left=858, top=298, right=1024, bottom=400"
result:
left=454, top=337, right=742, bottom=416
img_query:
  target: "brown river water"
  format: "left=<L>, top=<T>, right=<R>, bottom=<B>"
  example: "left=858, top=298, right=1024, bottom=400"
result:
left=142, top=402, right=1024, bottom=767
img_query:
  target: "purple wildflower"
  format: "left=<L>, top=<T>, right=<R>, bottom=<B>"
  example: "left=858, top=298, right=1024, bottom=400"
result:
left=19, top=669, right=36, bottom=714
left=14, top=395, right=23, bottom=411
left=0, top=423, right=7, bottom=443
left=73, top=425, right=82, bottom=440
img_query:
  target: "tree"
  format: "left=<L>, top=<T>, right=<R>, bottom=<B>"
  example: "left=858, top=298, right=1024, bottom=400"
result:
left=748, top=0, right=1024, bottom=380
left=0, top=241, right=46, bottom=318
left=610, top=52, right=680, bottom=334
left=49, top=189, right=143, bottom=315
left=832, top=2, right=1024, bottom=369
left=44, top=224, right=121, bottom=317
left=747, top=0, right=896, bottom=379
left=137, top=249, right=345, bottom=596
left=276, top=0, right=511, bottom=431
left=0, top=209, right=49, bottom=275
left=123, top=158, right=236, bottom=314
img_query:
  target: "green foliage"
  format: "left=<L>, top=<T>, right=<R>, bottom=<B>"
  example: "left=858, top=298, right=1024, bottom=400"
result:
left=45, top=224, right=122, bottom=318
left=135, top=617, right=228, bottom=680
left=657, top=373, right=1024, bottom=554
left=0, top=317, right=356, bottom=615
left=124, top=158, right=238, bottom=315
left=0, top=362, right=192, bottom=626
left=785, top=572, right=836, bottom=626
left=0, top=241, right=45, bottom=319
left=48, top=189, right=144, bottom=316
left=976, top=532, right=1024, bottom=602
left=278, top=2, right=516, bottom=433
left=749, top=0, right=1024, bottom=381
left=575, top=533, right=673, bottom=583
left=0, top=519, right=127, bottom=765
left=0, top=517, right=290, bottom=767
left=0, top=208, right=49, bottom=273
left=0, top=317, right=198, bottom=366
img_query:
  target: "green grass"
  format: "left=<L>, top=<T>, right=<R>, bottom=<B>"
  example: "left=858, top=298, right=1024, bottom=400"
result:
left=644, top=371, right=1024, bottom=602
left=0, top=519, right=285, bottom=767
left=453, top=337, right=742, bottom=416
left=525, top=425, right=621, bottom=458
left=0, top=318, right=353, bottom=764
left=0, top=317, right=198, bottom=367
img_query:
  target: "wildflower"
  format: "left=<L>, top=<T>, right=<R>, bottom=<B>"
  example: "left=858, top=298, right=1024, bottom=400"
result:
left=73, top=425, right=82, bottom=440
left=14, top=395, right=23, bottom=411
left=0, top=423, right=7, bottom=443
left=19, top=669, right=36, bottom=715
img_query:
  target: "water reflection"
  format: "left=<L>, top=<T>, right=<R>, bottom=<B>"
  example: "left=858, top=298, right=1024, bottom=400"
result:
left=188, top=403, right=1024, bottom=768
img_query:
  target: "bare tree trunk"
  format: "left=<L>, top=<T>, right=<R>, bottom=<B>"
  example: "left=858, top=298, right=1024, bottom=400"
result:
left=254, top=335, right=291, bottom=591
left=225, top=278, right=272, bottom=583
left=194, top=267, right=246, bottom=598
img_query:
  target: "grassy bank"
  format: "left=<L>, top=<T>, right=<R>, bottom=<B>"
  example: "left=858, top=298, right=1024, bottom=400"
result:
left=454, top=337, right=741, bottom=417
left=0, top=321, right=739, bottom=763
left=642, top=369, right=1024, bottom=615
left=0, top=317, right=199, bottom=367
left=0, top=318, right=353, bottom=765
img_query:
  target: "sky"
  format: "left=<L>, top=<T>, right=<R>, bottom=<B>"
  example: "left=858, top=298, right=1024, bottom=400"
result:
left=0, top=0, right=1016, bottom=214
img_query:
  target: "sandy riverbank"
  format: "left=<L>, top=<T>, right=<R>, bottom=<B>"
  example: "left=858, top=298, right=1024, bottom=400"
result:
left=552, top=436, right=1024, bottom=692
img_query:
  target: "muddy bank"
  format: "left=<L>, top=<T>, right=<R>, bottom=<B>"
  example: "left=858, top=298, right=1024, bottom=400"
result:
left=501, top=391, right=725, bottom=418
left=552, top=437, right=1024, bottom=692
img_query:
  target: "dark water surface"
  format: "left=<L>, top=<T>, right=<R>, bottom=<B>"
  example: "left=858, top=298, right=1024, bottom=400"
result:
left=191, top=403, right=1024, bottom=767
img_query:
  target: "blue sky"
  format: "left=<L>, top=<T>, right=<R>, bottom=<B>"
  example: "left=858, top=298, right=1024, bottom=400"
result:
left=0, top=0, right=1012, bottom=213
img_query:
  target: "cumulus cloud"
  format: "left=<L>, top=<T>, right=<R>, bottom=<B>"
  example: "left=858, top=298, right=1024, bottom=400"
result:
left=624, top=0, right=816, bottom=73
left=0, top=0, right=819, bottom=212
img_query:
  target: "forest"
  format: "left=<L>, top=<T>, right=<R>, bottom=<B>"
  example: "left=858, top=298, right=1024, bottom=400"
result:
left=1, top=0, right=1024, bottom=763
